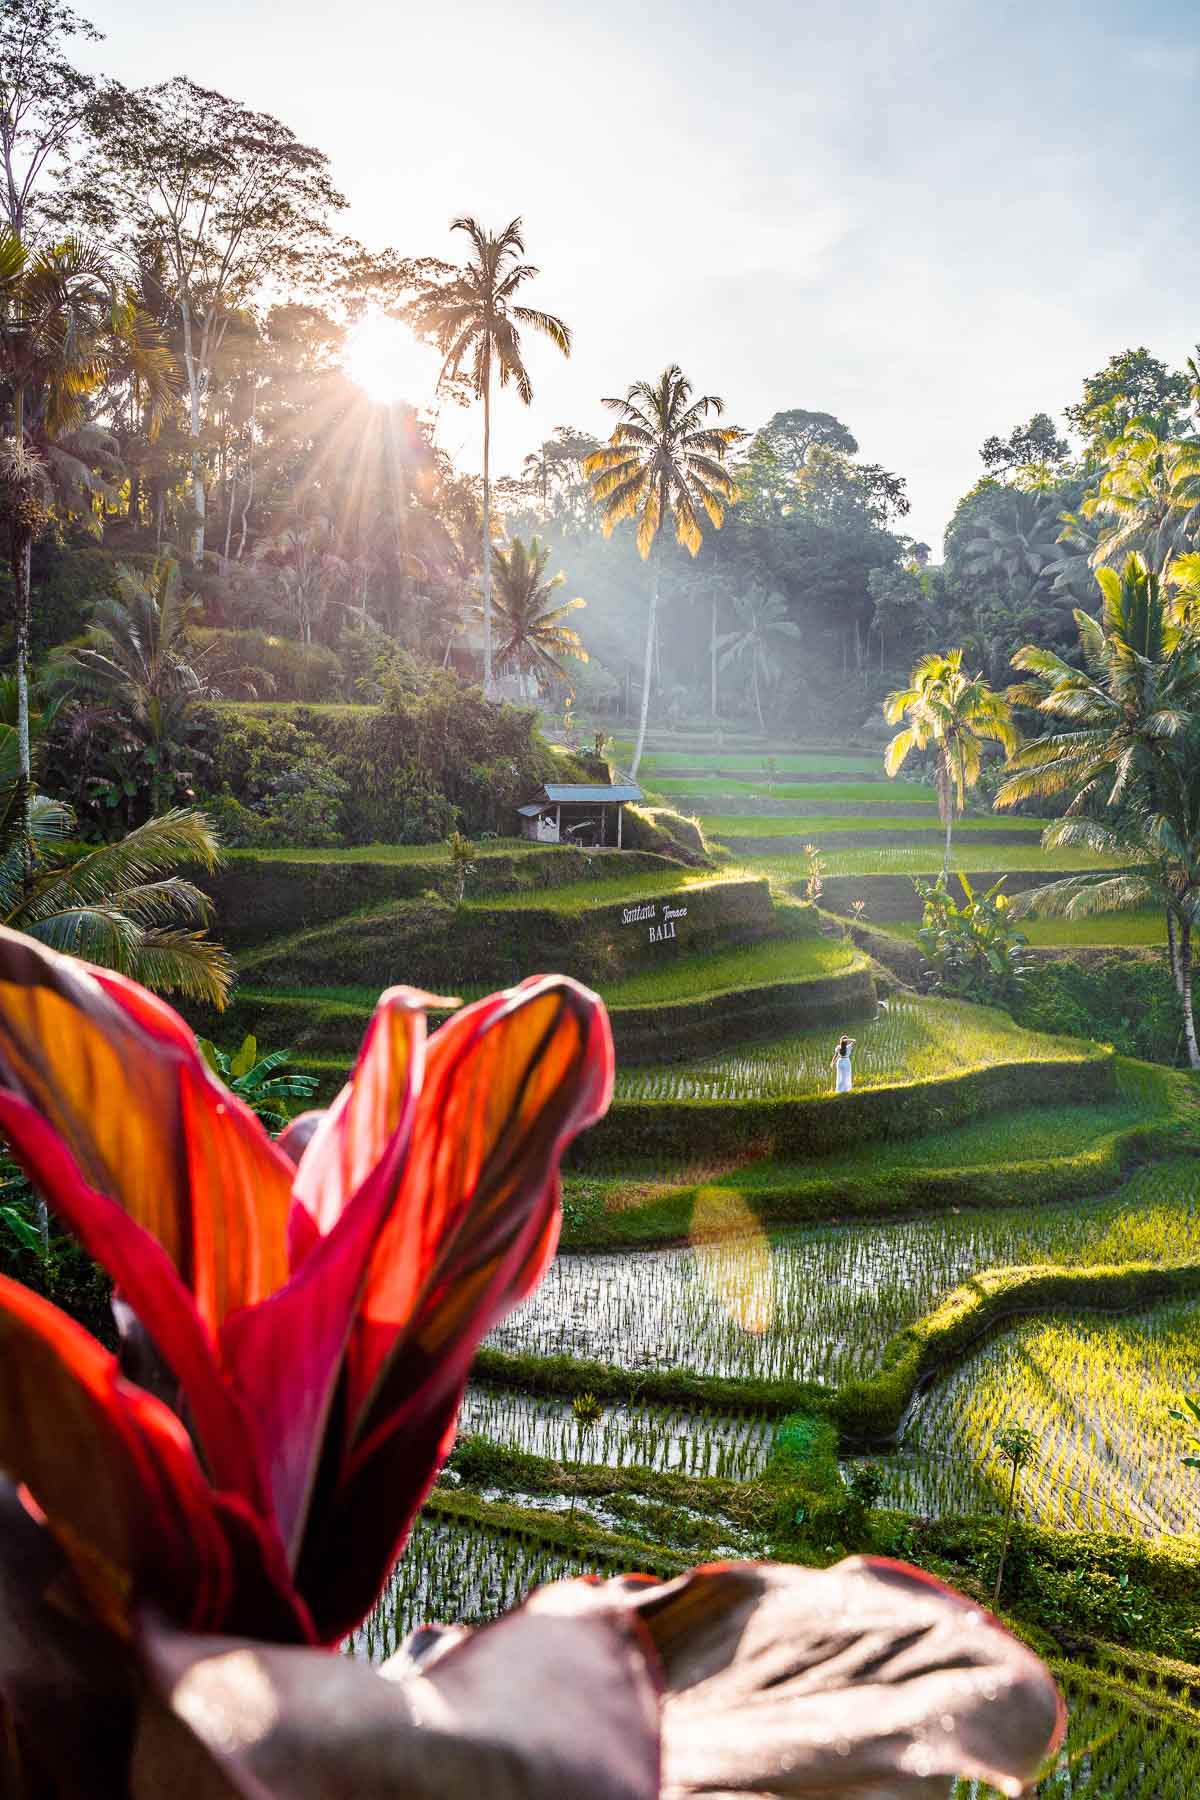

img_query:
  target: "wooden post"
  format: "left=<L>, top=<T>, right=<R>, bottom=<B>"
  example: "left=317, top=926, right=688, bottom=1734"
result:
left=555, top=804, right=561, bottom=842
left=617, top=804, right=623, bottom=850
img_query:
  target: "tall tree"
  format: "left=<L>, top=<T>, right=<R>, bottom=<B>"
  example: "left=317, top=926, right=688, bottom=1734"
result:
left=0, top=0, right=100, bottom=240
left=1081, top=421, right=1200, bottom=575
left=717, top=586, right=801, bottom=731
left=409, top=217, right=571, bottom=693
left=978, top=413, right=1070, bottom=477
left=487, top=535, right=587, bottom=683
left=84, top=77, right=346, bottom=563
left=997, top=554, right=1200, bottom=1063
left=584, top=365, right=742, bottom=776
left=1065, top=347, right=1190, bottom=451
left=884, top=649, right=1018, bottom=881
left=0, top=230, right=173, bottom=790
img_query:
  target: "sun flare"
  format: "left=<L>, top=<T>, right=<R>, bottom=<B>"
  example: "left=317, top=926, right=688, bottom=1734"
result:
left=344, top=311, right=441, bottom=408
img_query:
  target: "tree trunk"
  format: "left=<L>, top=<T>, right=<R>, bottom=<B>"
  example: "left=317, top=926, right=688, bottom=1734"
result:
left=629, top=542, right=661, bottom=780
left=992, top=1462, right=1020, bottom=1611
left=481, top=358, right=494, bottom=695
left=753, top=655, right=765, bottom=733
left=128, top=469, right=142, bottom=526
left=710, top=586, right=718, bottom=718
left=1167, top=910, right=1182, bottom=995
left=10, top=524, right=31, bottom=795
left=1179, top=917, right=1200, bottom=1070
left=942, top=807, right=954, bottom=885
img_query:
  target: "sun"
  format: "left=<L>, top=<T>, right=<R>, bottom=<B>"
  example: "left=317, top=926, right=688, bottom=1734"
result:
left=344, top=311, right=441, bottom=409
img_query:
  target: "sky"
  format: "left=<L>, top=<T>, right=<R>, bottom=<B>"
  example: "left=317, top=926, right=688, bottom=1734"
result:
left=77, top=0, right=1200, bottom=552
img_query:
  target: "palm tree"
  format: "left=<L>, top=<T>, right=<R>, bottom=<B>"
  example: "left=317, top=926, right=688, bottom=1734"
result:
left=965, top=492, right=1064, bottom=592
left=996, top=554, right=1200, bottom=1064
left=46, top=560, right=237, bottom=817
left=584, top=365, right=743, bottom=777
left=717, top=587, right=801, bottom=731
left=0, top=720, right=231, bottom=1006
left=0, top=230, right=174, bottom=789
left=1081, top=420, right=1200, bottom=575
left=409, top=218, right=571, bottom=693
left=884, top=650, right=1018, bottom=882
left=487, top=536, right=587, bottom=685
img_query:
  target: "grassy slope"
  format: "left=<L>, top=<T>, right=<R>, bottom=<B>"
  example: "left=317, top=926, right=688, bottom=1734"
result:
left=699, top=812, right=1044, bottom=836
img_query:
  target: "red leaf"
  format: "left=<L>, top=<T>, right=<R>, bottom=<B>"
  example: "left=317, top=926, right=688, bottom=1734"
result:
left=0, top=929, right=293, bottom=1333
left=293, top=977, right=613, bottom=1641
left=133, top=1578, right=659, bottom=1800
left=0, top=1092, right=269, bottom=1510
left=625, top=1557, right=1065, bottom=1797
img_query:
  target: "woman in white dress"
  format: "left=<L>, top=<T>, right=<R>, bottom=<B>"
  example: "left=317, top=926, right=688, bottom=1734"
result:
left=830, top=1034, right=856, bottom=1093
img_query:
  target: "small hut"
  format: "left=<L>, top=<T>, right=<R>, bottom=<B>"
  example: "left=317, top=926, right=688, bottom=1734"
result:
left=516, top=782, right=643, bottom=848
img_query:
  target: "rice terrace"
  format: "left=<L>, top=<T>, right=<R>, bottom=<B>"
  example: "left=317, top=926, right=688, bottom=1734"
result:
left=2, top=2, right=1200, bottom=1793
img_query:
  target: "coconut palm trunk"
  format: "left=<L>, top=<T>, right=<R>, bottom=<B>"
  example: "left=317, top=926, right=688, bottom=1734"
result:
left=1179, top=917, right=1200, bottom=1070
left=752, top=652, right=765, bottom=733
left=937, top=753, right=954, bottom=884
left=710, top=584, right=718, bottom=719
left=481, top=350, right=493, bottom=694
left=630, top=527, right=662, bottom=780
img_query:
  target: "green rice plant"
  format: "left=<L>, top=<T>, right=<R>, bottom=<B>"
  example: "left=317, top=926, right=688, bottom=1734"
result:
left=457, top=1384, right=775, bottom=1481
left=612, top=994, right=1093, bottom=1105
left=635, top=751, right=881, bottom=775
left=725, top=846, right=1124, bottom=880
left=493, top=1160, right=1200, bottom=1389
left=344, top=1516, right=597, bottom=1663
left=702, top=813, right=1045, bottom=838
left=598, top=935, right=857, bottom=1007
left=903, top=1301, right=1200, bottom=1538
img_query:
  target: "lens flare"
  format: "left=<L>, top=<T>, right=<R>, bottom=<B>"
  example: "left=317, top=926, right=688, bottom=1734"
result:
left=689, top=1188, right=776, bottom=1338
left=344, top=312, right=440, bottom=408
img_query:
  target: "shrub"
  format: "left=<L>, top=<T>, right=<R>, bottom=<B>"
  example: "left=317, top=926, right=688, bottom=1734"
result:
left=1015, top=956, right=1183, bottom=1066
left=190, top=628, right=346, bottom=701
left=192, top=708, right=348, bottom=848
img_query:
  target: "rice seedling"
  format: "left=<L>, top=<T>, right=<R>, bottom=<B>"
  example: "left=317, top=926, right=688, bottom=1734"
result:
left=457, top=1384, right=776, bottom=1480
left=634, top=751, right=882, bottom=775
left=723, top=844, right=1123, bottom=880
left=345, top=1516, right=601, bottom=1663
left=492, top=1160, right=1200, bottom=1387
left=612, top=994, right=1093, bottom=1105
left=701, top=812, right=1045, bottom=837
left=598, top=935, right=858, bottom=1007
left=903, top=1301, right=1200, bottom=1538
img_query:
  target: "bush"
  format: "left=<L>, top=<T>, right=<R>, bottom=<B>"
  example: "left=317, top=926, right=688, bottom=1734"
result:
left=575, top=1049, right=1114, bottom=1171
left=330, top=677, right=590, bottom=843
left=190, top=629, right=346, bottom=702
left=192, top=709, right=348, bottom=848
left=1015, top=956, right=1183, bottom=1066
left=622, top=805, right=709, bottom=866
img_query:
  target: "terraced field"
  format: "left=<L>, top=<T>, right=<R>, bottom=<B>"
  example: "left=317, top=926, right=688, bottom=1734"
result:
left=228, top=726, right=1200, bottom=1790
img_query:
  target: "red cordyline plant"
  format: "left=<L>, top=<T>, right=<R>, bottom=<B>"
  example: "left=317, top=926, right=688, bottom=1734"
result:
left=0, top=928, right=1063, bottom=1797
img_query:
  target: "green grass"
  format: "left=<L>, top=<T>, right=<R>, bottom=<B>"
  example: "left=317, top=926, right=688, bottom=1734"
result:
left=723, top=845, right=1125, bottom=880
left=207, top=699, right=378, bottom=718
left=653, top=776, right=929, bottom=802
left=883, top=912, right=1167, bottom=948
left=901, top=1298, right=1200, bottom=1537
left=598, top=935, right=858, bottom=1006
left=492, top=1156, right=1200, bottom=1391
left=653, top=780, right=937, bottom=808
left=611, top=992, right=1095, bottom=1103
left=703, top=812, right=1045, bottom=838
left=626, top=748, right=881, bottom=775
left=473, top=868, right=732, bottom=913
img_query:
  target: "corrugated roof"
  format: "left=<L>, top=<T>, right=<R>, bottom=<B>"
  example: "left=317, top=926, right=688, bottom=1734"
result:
left=516, top=803, right=545, bottom=816
left=541, top=784, right=643, bottom=804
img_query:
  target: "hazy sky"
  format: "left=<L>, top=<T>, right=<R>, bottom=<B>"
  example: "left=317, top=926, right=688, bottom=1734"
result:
left=78, top=0, right=1200, bottom=550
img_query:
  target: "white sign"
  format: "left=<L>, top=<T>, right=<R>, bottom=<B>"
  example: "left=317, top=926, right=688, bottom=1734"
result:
left=620, top=900, right=689, bottom=945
